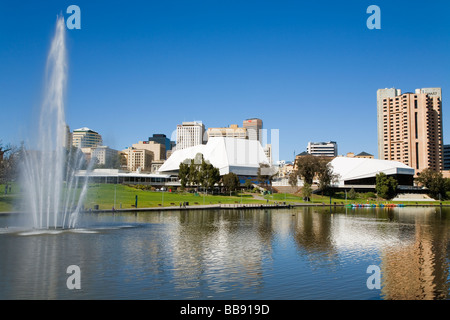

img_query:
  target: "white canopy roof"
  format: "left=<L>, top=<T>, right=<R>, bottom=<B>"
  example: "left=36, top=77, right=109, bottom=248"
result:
left=330, top=157, right=414, bottom=186
left=159, top=137, right=270, bottom=176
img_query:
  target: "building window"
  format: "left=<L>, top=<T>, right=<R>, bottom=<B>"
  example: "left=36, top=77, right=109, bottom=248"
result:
left=414, top=112, right=418, bottom=139
left=416, top=142, right=419, bottom=170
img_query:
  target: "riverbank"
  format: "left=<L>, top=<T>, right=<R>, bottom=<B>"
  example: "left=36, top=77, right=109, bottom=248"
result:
left=2, top=183, right=450, bottom=215
left=2, top=201, right=450, bottom=216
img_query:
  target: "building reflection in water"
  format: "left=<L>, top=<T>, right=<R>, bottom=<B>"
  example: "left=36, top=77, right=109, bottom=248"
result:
left=102, top=207, right=450, bottom=299
left=380, top=207, right=450, bottom=300
left=169, top=210, right=275, bottom=297
left=1, top=206, right=450, bottom=299
left=291, top=206, right=450, bottom=300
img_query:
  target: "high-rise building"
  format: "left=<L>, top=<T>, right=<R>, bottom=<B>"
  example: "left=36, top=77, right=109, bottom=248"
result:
left=148, top=134, right=172, bottom=152
left=307, top=141, right=338, bottom=157
left=377, top=88, right=402, bottom=158
left=377, top=87, right=443, bottom=174
left=72, top=127, right=103, bottom=148
left=243, top=118, right=263, bottom=143
left=176, top=121, right=205, bottom=150
left=207, top=124, right=247, bottom=139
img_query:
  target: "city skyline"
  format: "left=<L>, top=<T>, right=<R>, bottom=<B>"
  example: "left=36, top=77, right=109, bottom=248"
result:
left=1, top=1, right=449, bottom=161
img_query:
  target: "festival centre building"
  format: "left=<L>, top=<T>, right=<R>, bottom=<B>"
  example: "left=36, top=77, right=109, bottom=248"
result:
left=158, top=137, right=271, bottom=178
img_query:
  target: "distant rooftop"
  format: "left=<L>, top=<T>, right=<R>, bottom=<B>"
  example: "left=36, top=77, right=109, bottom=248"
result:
left=73, top=127, right=98, bottom=133
left=356, top=151, right=373, bottom=157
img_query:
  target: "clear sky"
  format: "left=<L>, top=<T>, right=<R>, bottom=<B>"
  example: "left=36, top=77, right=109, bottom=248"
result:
left=1, top=0, right=449, bottom=162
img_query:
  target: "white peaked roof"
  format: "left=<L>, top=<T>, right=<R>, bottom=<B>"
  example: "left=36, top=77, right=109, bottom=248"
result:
left=330, top=157, right=414, bottom=186
left=158, top=137, right=270, bottom=176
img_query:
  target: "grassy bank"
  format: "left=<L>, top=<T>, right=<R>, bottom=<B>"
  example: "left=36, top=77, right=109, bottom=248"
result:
left=84, top=184, right=268, bottom=210
left=1, top=183, right=449, bottom=212
left=0, top=183, right=20, bottom=212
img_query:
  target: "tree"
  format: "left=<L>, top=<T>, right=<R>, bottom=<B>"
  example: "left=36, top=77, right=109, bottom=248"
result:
left=188, top=158, right=199, bottom=187
left=198, top=158, right=220, bottom=192
left=178, top=162, right=190, bottom=190
left=178, top=155, right=220, bottom=192
left=257, top=163, right=278, bottom=188
left=301, top=182, right=312, bottom=201
left=316, top=159, right=339, bottom=193
left=288, top=171, right=298, bottom=188
left=0, top=141, right=21, bottom=184
left=198, top=157, right=209, bottom=189
left=416, top=168, right=447, bottom=200
left=347, top=188, right=357, bottom=200
left=205, top=164, right=220, bottom=191
left=244, top=179, right=254, bottom=190
left=375, top=173, right=398, bottom=200
left=222, top=172, right=240, bottom=193
left=294, top=155, right=319, bottom=185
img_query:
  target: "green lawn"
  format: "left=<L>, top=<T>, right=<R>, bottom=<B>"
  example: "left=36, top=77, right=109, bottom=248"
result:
left=0, top=183, right=20, bottom=212
left=83, top=184, right=268, bottom=210
left=1, top=183, right=449, bottom=213
left=263, top=190, right=450, bottom=206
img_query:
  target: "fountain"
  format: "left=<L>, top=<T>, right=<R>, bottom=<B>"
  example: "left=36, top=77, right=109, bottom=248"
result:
left=20, top=16, right=91, bottom=229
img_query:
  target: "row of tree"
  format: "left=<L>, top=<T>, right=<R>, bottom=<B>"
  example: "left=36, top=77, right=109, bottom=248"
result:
left=178, top=153, right=243, bottom=193
left=375, top=169, right=450, bottom=200
left=415, top=168, right=450, bottom=200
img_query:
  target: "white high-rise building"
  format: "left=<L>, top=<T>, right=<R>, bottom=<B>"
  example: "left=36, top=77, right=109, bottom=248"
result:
left=307, top=141, right=337, bottom=157
left=72, top=127, right=103, bottom=149
left=176, top=121, right=205, bottom=150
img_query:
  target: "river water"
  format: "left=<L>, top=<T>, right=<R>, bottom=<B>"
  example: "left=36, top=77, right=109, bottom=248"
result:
left=0, top=206, right=449, bottom=300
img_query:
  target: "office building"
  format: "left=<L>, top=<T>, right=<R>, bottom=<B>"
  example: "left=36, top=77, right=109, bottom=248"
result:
left=148, top=134, right=173, bottom=152
left=122, top=147, right=153, bottom=172
left=378, top=87, right=443, bottom=174
left=207, top=124, right=247, bottom=139
left=307, top=141, right=338, bottom=157
left=91, top=146, right=120, bottom=166
left=72, top=127, right=103, bottom=149
left=243, top=118, right=263, bottom=143
left=176, top=121, right=205, bottom=150
left=132, top=140, right=166, bottom=161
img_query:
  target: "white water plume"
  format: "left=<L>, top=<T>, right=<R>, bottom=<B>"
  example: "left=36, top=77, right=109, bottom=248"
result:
left=21, top=16, right=92, bottom=229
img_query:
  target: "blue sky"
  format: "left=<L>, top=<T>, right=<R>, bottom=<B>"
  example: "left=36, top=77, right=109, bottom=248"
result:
left=1, top=0, right=449, bottom=161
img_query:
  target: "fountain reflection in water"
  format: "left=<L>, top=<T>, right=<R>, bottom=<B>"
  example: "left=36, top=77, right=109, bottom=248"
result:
left=21, top=16, right=91, bottom=229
